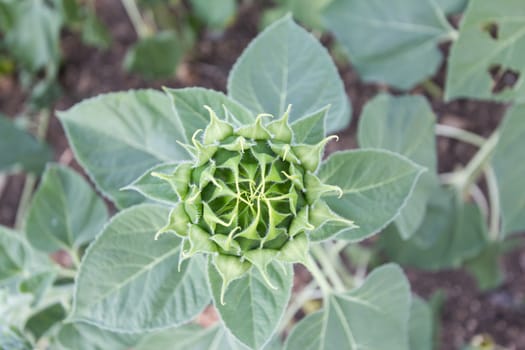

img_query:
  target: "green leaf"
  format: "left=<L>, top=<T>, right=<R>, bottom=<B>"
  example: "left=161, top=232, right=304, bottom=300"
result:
left=124, top=31, right=185, bottom=80
left=285, top=264, right=411, bottom=350
left=208, top=261, right=293, bottom=349
left=26, top=164, right=108, bottom=253
left=54, top=322, right=141, bottom=350
left=381, top=188, right=488, bottom=269
left=445, top=0, right=525, bottom=102
left=315, top=150, right=425, bottom=242
left=0, top=114, right=52, bottom=173
left=18, top=271, right=56, bottom=306
left=464, top=243, right=505, bottom=291
left=70, top=204, right=210, bottom=332
left=491, top=104, right=525, bottom=236
left=81, top=11, right=111, bottom=50
left=358, top=94, right=438, bottom=239
left=0, top=226, right=49, bottom=285
left=261, top=0, right=333, bottom=30
left=164, top=87, right=254, bottom=142
left=228, top=16, right=350, bottom=133
left=24, top=303, right=66, bottom=339
left=290, top=107, right=327, bottom=145
left=323, top=0, right=457, bottom=89
left=125, top=162, right=181, bottom=205
left=190, top=0, right=236, bottom=30
left=409, top=297, right=433, bottom=350
left=58, top=89, right=190, bottom=208
left=0, top=324, right=32, bottom=350
left=4, top=0, right=61, bottom=72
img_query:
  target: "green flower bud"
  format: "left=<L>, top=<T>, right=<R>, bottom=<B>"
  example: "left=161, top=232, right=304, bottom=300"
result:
left=155, top=105, right=351, bottom=301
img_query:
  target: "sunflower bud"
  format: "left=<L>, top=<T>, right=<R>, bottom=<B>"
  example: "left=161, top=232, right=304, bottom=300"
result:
left=155, top=105, right=352, bottom=302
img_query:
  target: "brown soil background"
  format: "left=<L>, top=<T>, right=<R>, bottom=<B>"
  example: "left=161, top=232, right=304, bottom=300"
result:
left=0, top=1, right=523, bottom=349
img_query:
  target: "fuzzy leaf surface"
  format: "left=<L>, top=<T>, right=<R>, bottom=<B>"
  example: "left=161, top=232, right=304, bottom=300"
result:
left=58, top=90, right=190, bottom=208
left=70, top=204, right=210, bottom=332
left=208, top=261, right=292, bottom=349
left=26, top=164, right=108, bottom=253
left=323, top=0, right=456, bottom=89
left=315, top=150, right=425, bottom=241
left=125, top=162, right=181, bottom=205
left=54, top=323, right=141, bottom=350
left=285, top=264, right=411, bottom=350
left=228, top=16, right=350, bottom=133
left=290, top=108, right=327, bottom=145
left=358, top=94, right=437, bottom=239
left=445, top=0, right=525, bottom=102
left=491, top=104, right=525, bottom=236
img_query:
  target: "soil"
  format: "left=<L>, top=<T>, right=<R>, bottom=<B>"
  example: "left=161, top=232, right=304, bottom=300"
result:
left=0, top=1, right=523, bottom=349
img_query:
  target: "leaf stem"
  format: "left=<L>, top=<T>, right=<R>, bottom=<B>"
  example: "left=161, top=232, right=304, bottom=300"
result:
left=455, top=131, right=500, bottom=196
left=311, top=244, right=346, bottom=292
left=15, top=109, right=51, bottom=230
left=56, top=267, right=77, bottom=279
left=420, top=79, right=443, bottom=100
left=306, top=254, right=332, bottom=297
left=121, top=0, right=152, bottom=38
left=278, top=281, right=320, bottom=333
left=484, top=166, right=501, bottom=241
left=435, top=124, right=486, bottom=147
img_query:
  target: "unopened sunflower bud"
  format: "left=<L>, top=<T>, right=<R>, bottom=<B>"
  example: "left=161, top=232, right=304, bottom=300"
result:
left=154, top=105, right=351, bottom=301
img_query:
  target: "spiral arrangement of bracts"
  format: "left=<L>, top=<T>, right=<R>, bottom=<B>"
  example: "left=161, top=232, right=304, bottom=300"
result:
left=154, top=105, right=353, bottom=302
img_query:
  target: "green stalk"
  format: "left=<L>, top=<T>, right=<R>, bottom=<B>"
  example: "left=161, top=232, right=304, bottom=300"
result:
left=435, top=124, right=486, bottom=147
left=311, top=244, right=346, bottom=292
left=121, top=0, right=152, bottom=38
left=15, top=109, right=51, bottom=230
left=306, top=254, right=332, bottom=297
left=279, top=281, right=319, bottom=333
left=454, top=131, right=500, bottom=196
left=421, top=79, right=443, bottom=100
left=485, top=166, right=501, bottom=241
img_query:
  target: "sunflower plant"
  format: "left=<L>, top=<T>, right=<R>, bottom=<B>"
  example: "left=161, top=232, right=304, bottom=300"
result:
left=0, top=16, right=429, bottom=350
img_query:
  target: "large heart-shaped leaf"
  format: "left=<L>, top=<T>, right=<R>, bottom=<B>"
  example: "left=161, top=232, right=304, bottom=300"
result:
left=58, top=90, right=190, bottom=208
left=323, top=0, right=458, bottom=89
left=228, top=16, right=350, bottom=133
left=445, top=0, right=525, bottom=102
left=491, top=104, right=525, bottom=236
left=208, top=261, right=292, bottom=349
left=381, top=187, right=488, bottom=270
left=314, top=150, right=425, bottom=242
left=285, top=264, right=411, bottom=350
left=26, top=164, right=108, bottom=253
left=358, top=94, right=438, bottom=239
left=0, top=114, right=52, bottom=174
left=70, top=204, right=210, bottom=332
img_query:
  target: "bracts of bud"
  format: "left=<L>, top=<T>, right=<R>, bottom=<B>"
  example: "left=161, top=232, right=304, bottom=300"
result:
left=153, top=105, right=355, bottom=303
